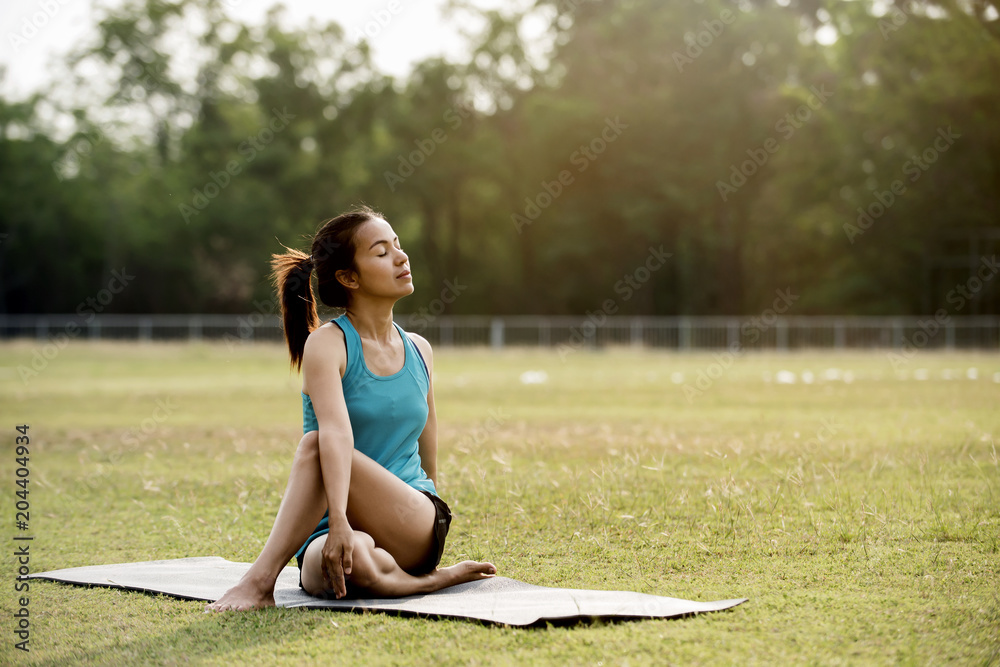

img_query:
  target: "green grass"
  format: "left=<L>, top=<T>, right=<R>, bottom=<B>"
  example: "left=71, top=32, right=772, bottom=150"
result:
left=2, top=340, right=999, bottom=665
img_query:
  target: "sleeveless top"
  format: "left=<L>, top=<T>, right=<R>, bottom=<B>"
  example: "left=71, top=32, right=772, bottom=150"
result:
left=302, top=313, right=435, bottom=494
left=294, top=314, right=436, bottom=562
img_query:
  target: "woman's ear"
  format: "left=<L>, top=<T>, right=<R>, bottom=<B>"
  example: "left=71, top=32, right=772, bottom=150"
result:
left=335, top=268, right=359, bottom=291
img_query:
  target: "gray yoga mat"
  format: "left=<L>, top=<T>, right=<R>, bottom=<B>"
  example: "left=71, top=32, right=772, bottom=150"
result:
left=27, top=557, right=747, bottom=626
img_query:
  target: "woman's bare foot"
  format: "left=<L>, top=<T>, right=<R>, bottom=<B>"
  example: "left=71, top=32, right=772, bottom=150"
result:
left=204, top=575, right=276, bottom=612
left=423, top=560, right=497, bottom=592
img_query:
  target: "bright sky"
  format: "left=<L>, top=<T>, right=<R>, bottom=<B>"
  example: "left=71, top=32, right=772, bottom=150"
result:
left=0, top=0, right=517, bottom=101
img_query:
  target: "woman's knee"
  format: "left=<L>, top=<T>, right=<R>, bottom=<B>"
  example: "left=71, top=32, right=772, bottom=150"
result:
left=300, top=537, right=326, bottom=596
left=296, top=430, right=319, bottom=460
left=345, top=531, right=379, bottom=589
left=301, top=530, right=379, bottom=595
left=299, top=537, right=326, bottom=596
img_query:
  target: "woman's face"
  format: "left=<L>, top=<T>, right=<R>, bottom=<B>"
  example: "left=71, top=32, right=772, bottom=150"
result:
left=342, top=217, right=413, bottom=300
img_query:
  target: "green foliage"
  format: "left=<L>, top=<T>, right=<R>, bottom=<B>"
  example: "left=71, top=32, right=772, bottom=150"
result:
left=1, top=0, right=998, bottom=315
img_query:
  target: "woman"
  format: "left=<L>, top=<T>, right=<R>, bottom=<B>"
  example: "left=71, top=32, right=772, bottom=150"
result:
left=206, top=207, right=496, bottom=611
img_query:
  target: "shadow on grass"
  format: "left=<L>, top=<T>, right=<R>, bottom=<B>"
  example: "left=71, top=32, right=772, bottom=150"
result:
left=30, top=599, right=305, bottom=666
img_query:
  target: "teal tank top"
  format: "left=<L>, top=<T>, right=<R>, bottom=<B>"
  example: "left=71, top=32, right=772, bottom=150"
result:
left=294, top=314, right=435, bottom=562
left=302, top=313, right=434, bottom=494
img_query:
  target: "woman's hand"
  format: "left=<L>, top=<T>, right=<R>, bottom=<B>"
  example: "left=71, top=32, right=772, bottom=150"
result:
left=320, top=514, right=355, bottom=598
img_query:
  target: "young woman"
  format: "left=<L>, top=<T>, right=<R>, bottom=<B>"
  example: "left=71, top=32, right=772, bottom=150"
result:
left=206, top=207, right=496, bottom=611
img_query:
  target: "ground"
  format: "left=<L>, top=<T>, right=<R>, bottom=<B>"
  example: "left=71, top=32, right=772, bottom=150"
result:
left=1, top=341, right=998, bottom=665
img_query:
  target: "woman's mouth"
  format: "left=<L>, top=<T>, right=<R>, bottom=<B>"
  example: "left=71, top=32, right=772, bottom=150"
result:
left=397, top=270, right=411, bottom=279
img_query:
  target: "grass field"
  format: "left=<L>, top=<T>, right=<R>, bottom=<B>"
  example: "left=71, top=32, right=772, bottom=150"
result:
left=2, top=340, right=999, bottom=665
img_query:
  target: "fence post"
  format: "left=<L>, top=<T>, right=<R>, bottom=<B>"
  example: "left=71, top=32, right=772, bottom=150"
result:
left=945, top=321, right=955, bottom=350
left=776, top=319, right=788, bottom=352
left=35, top=319, right=48, bottom=341
left=490, top=317, right=504, bottom=350
left=727, top=319, right=738, bottom=349
left=680, top=317, right=691, bottom=352
left=583, top=319, right=596, bottom=349
left=631, top=318, right=643, bottom=348
left=139, top=317, right=152, bottom=342
left=834, top=319, right=845, bottom=350
left=189, top=316, right=202, bottom=342
left=441, top=319, right=453, bottom=347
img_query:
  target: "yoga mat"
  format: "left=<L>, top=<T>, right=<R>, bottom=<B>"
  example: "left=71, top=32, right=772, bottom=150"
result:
left=27, top=557, right=747, bottom=627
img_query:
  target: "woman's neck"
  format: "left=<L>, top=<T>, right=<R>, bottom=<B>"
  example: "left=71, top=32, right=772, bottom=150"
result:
left=344, top=301, right=396, bottom=343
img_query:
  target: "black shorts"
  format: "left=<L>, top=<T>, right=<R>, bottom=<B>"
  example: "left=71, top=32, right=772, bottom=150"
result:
left=296, top=489, right=452, bottom=592
left=407, top=490, right=453, bottom=576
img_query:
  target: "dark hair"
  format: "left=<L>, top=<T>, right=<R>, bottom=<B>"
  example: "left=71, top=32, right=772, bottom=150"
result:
left=271, top=206, right=381, bottom=371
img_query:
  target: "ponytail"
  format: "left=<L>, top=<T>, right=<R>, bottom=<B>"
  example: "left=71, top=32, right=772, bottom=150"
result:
left=271, top=247, right=319, bottom=372
left=271, top=205, right=381, bottom=371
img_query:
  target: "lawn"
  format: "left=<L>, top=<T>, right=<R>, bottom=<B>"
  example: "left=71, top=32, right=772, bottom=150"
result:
left=2, top=340, right=998, bottom=665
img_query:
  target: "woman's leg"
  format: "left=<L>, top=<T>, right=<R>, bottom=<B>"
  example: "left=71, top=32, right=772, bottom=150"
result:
left=300, top=451, right=497, bottom=598
left=206, top=431, right=494, bottom=611
left=206, top=431, right=328, bottom=611
left=301, top=530, right=495, bottom=599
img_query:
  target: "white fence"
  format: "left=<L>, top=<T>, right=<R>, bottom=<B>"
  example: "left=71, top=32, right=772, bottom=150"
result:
left=1, top=314, right=999, bottom=350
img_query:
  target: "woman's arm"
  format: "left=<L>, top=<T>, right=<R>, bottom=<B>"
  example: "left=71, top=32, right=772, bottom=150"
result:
left=409, top=333, right=438, bottom=489
left=301, top=326, right=356, bottom=596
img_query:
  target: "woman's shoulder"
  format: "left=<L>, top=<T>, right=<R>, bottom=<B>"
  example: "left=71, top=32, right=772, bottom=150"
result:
left=302, top=320, right=349, bottom=365
left=403, top=329, right=432, bottom=359
left=307, top=319, right=347, bottom=343
left=401, top=329, right=432, bottom=382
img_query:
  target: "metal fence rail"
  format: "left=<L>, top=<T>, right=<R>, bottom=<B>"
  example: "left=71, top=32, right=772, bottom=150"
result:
left=1, top=314, right=998, bottom=350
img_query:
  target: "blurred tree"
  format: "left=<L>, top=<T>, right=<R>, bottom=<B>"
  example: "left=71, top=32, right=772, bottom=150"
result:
left=1, top=0, right=997, bottom=317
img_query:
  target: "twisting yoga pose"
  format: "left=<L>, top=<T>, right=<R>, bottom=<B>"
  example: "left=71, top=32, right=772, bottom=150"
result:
left=206, top=207, right=496, bottom=611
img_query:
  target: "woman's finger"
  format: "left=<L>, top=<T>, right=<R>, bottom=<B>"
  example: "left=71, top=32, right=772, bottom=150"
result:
left=331, top=558, right=346, bottom=598
left=342, top=542, right=353, bottom=576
